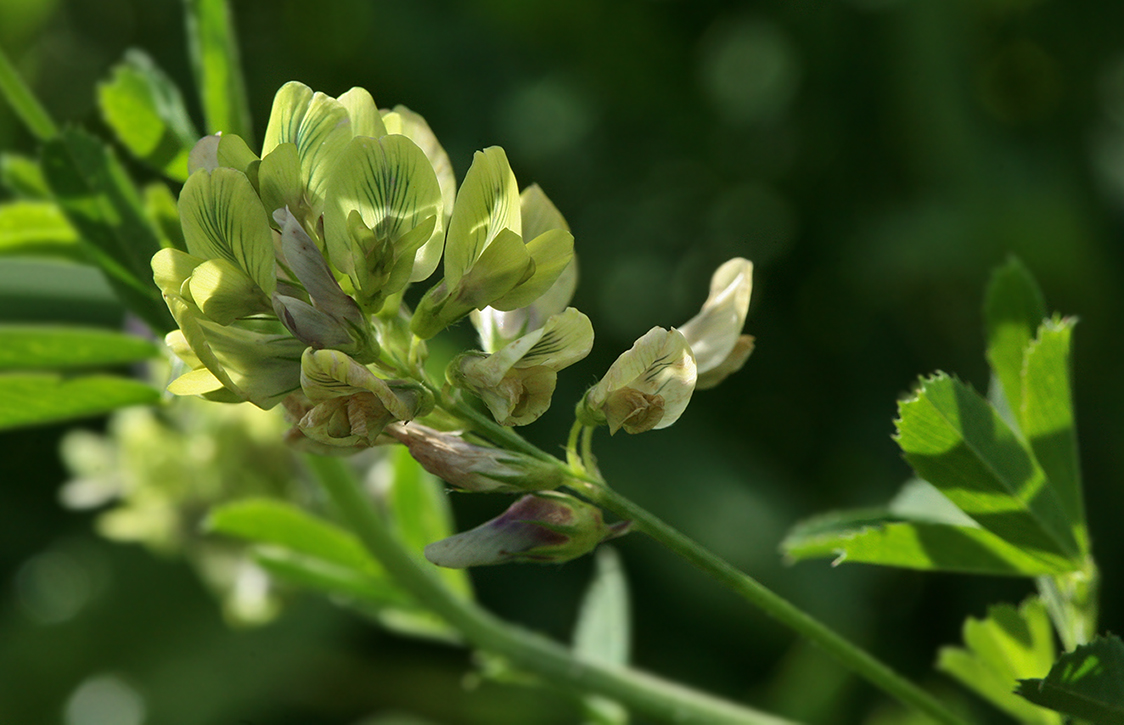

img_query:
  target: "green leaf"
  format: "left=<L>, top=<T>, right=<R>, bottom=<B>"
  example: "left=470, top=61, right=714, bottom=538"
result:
left=573, top=547, right=630, bottom=725
left=184, top=0, right=253, bottom=143
left=178, top=167, right=276, bottom=296
left=782, top=514, right=1076, bottom=576
left=142, top=182, right=186, bottom=251
left=252, top=547, right=411, bottom=608
left=938, top=599, right=1061, bottom=725
left=1, top=152, right=50, bottom=198
left=40, top=127, right=173, bottom=331
left=0, top=325, right=157, bottom=371
left=0, top=200, right=84, bottom=261
left=444, top=146, right=522, bottom=287
left=984, top=256, right=1046, bottom=428
left=207, top=498, right=384, bottom=576
left=380, top=446, right=472, bottom=600
left=1021, top=317, right=1086, bottom=551
left=894, top=373, right=1080, bottom=565
left=1016, top=634, right=1124, bottom=724
left=0, top=373, right=159, bottom=430
left=97, top=49, right=200, bottom=182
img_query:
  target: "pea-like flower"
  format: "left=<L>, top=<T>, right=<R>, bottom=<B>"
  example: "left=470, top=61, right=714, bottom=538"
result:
left=385, top=423, right=563, bottom=493
left=424, top=492, right=630, bottom=568
left=410, top=148, right=575, bottom=338
left=295, top=349, right=433, bottom=448
left=449, top=307, right=593, bottom=426
left=678, top=257, right=754, bottom=389
left=578, top=327, right=697, bottom=435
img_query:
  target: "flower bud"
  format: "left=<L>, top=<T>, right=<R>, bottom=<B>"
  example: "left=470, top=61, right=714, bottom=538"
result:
left=678, top=258, right=754, bottom=390
left=424, top=492, right=630, bottom=568
left=386, top=423, right=563, bottom=493
left=579, top=327, right=697, bottom=434
left=296, top=349, right=433, bottom=448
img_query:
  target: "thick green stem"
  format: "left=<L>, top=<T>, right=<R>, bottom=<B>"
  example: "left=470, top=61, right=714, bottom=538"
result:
left=578, top=482, right=970, bottom=725
left=0, top=44, right=57, bottom=141
left=305, top=453, right=795, bottom=725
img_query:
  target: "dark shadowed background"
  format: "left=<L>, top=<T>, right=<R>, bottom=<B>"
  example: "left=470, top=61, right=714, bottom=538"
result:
left=2, top=0, right=1123, bottom=723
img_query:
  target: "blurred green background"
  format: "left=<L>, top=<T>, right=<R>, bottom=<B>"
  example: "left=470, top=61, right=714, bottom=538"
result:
left=3, top=0, right=1123, bottom=723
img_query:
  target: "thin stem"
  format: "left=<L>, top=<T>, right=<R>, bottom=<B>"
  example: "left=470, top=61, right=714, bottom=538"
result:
left=566, top=420, right=584, bottom=471
left=0, top=44, right=57, bottom=141
left=577, top=481, right=971, bottom=725
left=305, top=453, right=795, bottom=725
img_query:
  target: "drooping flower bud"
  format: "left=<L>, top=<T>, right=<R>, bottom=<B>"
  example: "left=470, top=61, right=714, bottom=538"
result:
left=449, top=307, right=593, bottom=426
left=386, top=423, right=563, bottom=493
left=424, top=492, right=630, bottom=568
left=678, top=258, right=754, bottom=389
left=579, top=327, right=697, bottom=434
left=295, top=349, right=433, bottom=448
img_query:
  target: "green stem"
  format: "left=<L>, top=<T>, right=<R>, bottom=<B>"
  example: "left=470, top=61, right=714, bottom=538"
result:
left=0, top=44, right=57, bottom=141
left=577, top=481, right=970, bottom=725
left=305, top=453, right=796, bottom=725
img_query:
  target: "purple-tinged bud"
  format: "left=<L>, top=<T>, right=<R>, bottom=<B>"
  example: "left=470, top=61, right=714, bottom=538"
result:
left=386, top=423, right=563, bottom=493
left=424, top=492, right=631, bottom=568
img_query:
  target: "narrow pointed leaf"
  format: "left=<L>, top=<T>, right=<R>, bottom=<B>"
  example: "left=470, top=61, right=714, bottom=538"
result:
left=207, top=498, right=383, bottom=575
left=573, top=547, right=631, bottom=725
left=184, top=0, right=253, bottom=142
left=40, top=128, right=172, bottom=331
left=444, top=146, right=522, bottom=287
left=984, top=257, right=1046, bottom=426
left=895, top=373, right=1080, bottom=563
left=1016, top=635, right=1124, bottom=724
left=0, top=325, right=157, bottom=371
left=782, top=511, right=1075, bottom=576
left=97, top=49, right=199, bottom=181
left=1, top=152, right=50, bottom=198
left=1021, top=317, right=1086, bottom=551
left=937, top=598, right=1061, bottom=725
left=0, top=373, right=159, bottom=430
left=142, top=182, right=186, bottom=251
left=252, top=547, right=411, bottom=607
left=178, top=167, right=276, bottom=295
left=0, top=200, right=83, bottom=261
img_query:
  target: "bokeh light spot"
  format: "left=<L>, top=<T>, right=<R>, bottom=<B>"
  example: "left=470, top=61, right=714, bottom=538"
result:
left=64, top=674, right=146, bottom=725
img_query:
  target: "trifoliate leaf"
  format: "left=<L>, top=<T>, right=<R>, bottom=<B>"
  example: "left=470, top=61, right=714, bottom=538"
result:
left=984, top=256, right=1046, bottom=428
left=894, top=373, right=1080, bottom=565
left=1016, top=634, right=1124, bottom=724
left=97, top=49, right=199, bottom=181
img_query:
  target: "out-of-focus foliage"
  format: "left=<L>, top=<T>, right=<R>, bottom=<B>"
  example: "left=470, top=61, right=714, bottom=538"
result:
left=4, top=0, right=1124, bottom=723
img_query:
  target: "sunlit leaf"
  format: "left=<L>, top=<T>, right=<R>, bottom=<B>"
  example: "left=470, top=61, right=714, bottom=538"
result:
left=1016, top=634, right=1124, bottom=724
left=97, top=49, right=200, bottom=181
left=0, top=325, right=157, bottom=371
left=0, top=200, right=83, bottom=261
left=1, top=152, right=50, bottom=198
left=1021, top=317, right=1086, bottom=551
left=142, top=182, right=186, bottom=251
left=184, top=0, right=253, bottom=143
left=984, top=256, right=1046, bottom=428
left=894, top=373, right=1080, bottom=564
left=40, top=127, right=172, bottom=331
left=0, top=373, right=159, bottom=430
left=937, top=598, right=1061, bottom=725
